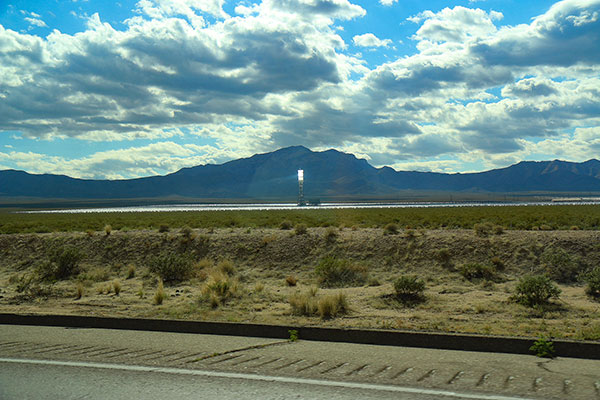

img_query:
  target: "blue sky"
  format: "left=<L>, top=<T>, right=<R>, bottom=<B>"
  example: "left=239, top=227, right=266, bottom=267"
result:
left=0, top=0, right=599, bottom=179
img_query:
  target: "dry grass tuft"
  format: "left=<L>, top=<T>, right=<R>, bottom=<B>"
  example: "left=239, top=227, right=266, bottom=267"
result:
left=285, top=275, right=298, bottom=286
left=153, top=280, right=165, bottom=305
left=113, top=280, right=121, bottom=296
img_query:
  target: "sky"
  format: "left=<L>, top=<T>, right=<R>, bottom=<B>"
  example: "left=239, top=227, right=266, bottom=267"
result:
left=0, top=0, right=599, bottom=180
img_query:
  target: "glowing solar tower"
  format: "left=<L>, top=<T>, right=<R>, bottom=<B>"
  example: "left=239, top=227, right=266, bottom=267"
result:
left=297, top=169, right=305, bottom=206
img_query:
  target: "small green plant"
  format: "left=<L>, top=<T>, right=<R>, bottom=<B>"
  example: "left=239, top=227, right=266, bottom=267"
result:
left=512, top=275, right=561, bottom=307
left=383, top=223, right=399, bottom=235
left=153, top=280, right=165, bottom=305
left=314, top=256, right=368, bottom=288
left=459, top=263, right=496, bottom=281
left=585, top=267, right=600, bottom=299
left=530, top=337, right=555, bottom=358
left=294, top=223, right=307, bottom=235
left=288, top=329, right=299, bottom=342
left=113, top=280, right=121, bottom=296
left=279, top=220, right=293, bottom=230
left=393, top=275, right=425, bottom=300
left=148, top=253, right=195, bottom=282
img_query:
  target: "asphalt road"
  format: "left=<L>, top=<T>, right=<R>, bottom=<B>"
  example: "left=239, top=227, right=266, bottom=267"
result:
left=0, top=358, right=531, bottom=400
left=1, top=325, right=599, bottom=399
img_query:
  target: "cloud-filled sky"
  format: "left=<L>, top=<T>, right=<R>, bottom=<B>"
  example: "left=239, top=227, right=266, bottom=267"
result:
left=0, top=0, right=599, bottom=179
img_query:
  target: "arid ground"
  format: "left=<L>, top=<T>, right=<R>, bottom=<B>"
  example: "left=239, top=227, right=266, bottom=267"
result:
left=1, top=225, right=599, bottom=341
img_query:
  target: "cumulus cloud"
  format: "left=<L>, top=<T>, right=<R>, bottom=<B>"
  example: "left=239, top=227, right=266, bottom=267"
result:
left=379, top=0, right=398, bottom=5
left=353, top=33, right=392, bottom=47
left=1, top=0, right=599, bottom=178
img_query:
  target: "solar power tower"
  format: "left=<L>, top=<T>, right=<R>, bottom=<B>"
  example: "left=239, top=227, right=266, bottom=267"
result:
left=297, top=169, right=305, bottom=206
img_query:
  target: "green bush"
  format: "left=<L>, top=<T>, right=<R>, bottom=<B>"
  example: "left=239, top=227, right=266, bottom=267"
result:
left=393, top=275, right=425, bottom=300
left=314, top=257, right=368, bottom=288
left=512, top=275, right=561, bottom=307
left=473, top=222, right=493, bottom=236
left=585, top=267, right=600, bottom=299
left=294, top=223, right=307, bottom=235
left=148, top=253, right=195, bottom=282
left=459, top=263, right=496, bottom=281
left=541, top=248, right=580, bottom=283
left=158, top=224, right=170, bottom=233
left=530, top=337, right=555, bottom=358
left=37, top=246, right=83, bottom=281
left=279, top=220, right=293, bottom=230
left=383, top=223, right=399, bottom=235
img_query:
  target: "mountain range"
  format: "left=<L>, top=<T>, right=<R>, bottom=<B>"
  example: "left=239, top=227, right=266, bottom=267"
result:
left=1, top=146, right=599, bottom=201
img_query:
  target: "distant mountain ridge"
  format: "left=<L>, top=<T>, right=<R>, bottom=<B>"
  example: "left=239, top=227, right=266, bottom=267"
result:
left=1, top=146, right=599, bottom=200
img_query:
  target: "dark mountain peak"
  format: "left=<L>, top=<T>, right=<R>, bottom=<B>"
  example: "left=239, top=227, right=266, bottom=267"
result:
left=2, top=148, right=600, bottom=200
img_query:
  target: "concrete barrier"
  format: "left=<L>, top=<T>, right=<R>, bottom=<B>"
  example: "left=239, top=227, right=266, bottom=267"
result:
left=0, top=313, right=598, bottom=359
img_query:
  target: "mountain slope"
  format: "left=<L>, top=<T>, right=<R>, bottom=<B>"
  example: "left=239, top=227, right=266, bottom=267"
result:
left=1, top=146, right=599, bottom=199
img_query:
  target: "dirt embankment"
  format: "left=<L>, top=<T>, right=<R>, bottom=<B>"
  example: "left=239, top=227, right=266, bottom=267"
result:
left=1, top=228, right=599, bottom=340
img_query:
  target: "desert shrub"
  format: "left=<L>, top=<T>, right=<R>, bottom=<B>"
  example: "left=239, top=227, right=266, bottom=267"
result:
left=493, top=225, right=504, bottom=235
left=294, top=223, right=307, bottom=235
left=285, top=275, right=298, bottom=286
left=37, top=246, right=83, bottom=281
left=393, top=275, right=425, bottom=300
left=490, top=256, right=505, bottom=271
left=113, top=280, right=121, bottom=296
left=314, top=257, right=368, bottom=288
left=158, top=224, right=170, bottom=233
left=126, top=264, right=136, bottom=279
left=289, top=291, right=318, bottom=316
left=459, top=263, right=496, bottom=281
left=104, top=224, right=112, bottom=236
left=85, top=229, right=94, bottom=237
left=384, top=223, right=399, bottom=235
left=540, top=224, right=553, bottom=231
left=180, top=226, right=193, bottom=239
left=75, top=282, right=84, bottom=299
left=540, top=248, right=580, bottom=283
left=512, top=275, right=561, bottom=307
left=585, top=267, right=600, bottom=299
left=436, top=248, right=452, bottom=268
left=317, top=293, right=349, bottom=319
left=201, top=271, right=239, bottom=307
left=324, top=226, right=338, bottom=242
left=279, top=220, right=293, bottom=230
left=216, top=259, right=235, bottom=276
left=473, top=222, right=493, bottom=236
left=148, top=253, right=195, bottom=282
left=153, top=280, right=165, bottom=305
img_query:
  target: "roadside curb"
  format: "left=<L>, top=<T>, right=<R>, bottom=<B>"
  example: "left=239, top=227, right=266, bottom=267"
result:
left=1, top=313, right=598, bottom=360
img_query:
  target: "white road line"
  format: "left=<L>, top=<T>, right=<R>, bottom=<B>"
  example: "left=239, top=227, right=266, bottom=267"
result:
left=0, top=357, right=533, bottom=400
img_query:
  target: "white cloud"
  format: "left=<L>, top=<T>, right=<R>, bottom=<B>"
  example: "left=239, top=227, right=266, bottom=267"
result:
left=352, top=33, right=392, bottom=47
left=24, top=17, right=47, bottom=28
left=379, top=0, right=397, bottom=6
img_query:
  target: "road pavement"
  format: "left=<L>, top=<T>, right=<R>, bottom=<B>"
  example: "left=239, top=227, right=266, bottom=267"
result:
left=0, top=325, right=599, bottom=399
